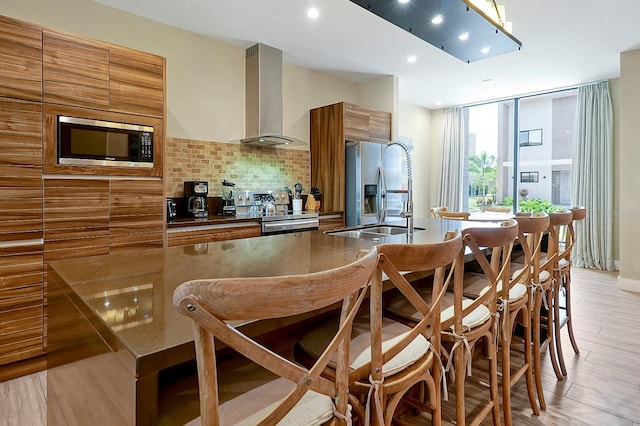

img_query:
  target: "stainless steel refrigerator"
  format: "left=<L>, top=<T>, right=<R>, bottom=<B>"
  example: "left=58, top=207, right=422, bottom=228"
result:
left=345, top=141, right=408, bottom=227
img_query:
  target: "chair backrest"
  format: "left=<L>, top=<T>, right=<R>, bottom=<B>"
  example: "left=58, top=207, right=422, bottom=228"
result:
left=443, top=219, right=518, bottom=332
left=438, top=211, right=470, bottom=221
left=483, top=206, right=511, bottom=213
left=430, top=206, right=448, bottom=219
left=173, top=247, right=379, bottom=425
left=515, top=212, right=551, bottom=283
left=367, top=231, right=463, bottom=396
left=547, top=210, right=574, bottom=265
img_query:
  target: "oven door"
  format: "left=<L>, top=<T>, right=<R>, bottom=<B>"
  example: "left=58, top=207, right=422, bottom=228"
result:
left=261, top=218, right=319, bottom=235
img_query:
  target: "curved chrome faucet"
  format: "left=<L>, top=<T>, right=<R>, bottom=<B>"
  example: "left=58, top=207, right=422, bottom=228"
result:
left=383, top=140, right=414, bottom=234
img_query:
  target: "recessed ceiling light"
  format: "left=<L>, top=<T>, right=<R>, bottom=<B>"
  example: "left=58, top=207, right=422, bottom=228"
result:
left=431, top=15, right=444, bottom=25
left=407, top=55, right=417, bottom=63
left=480, top=47, right=491, bottom=54
left=458, top=32, right=470, bottom=41
left=398, top=0, right=410, bottom=4
left=307, top=7, right=320, bottom=19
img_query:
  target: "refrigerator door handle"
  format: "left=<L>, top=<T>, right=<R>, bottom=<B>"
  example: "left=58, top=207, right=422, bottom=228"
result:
left=377, top=166, right=386, bottom=224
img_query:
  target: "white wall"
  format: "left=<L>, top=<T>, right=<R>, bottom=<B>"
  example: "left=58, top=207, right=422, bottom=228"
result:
left=398, top=102, right=432, bottom=217
left=619, top=50, right=640, bottom=290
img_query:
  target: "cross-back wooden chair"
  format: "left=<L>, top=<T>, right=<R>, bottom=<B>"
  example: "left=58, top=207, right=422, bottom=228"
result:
left=546, top=209, right=575, bottom=378
left=430, top=206, right=449, bottom=219
left=386, top=221, right=516, bottom=425
left=438, top=211, right=470, bottom=221
left=297, top=231, right=463, bottom=425
left=483, top=206, right=512, bottom=213
left=453, top=219, right=537, bottom=426
left=173, top=247, right=379, bottom=426
left=513, top=212, right=560, bottom=410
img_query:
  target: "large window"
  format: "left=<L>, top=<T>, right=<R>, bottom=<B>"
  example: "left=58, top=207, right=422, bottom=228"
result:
left=463, top=89, right=577, bottom=212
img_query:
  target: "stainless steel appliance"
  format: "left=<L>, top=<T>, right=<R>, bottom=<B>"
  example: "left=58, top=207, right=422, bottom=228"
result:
left=184, top=181, right=208, bottom=218
left=220, top=179, right=236, bottom=216
left=235, top=189, right=319, bottom=235
left=57, top=116, right=154, bottom=168
left=345, top=141, right=409, bottom=227
left=166, top=199, right=177, bottom=221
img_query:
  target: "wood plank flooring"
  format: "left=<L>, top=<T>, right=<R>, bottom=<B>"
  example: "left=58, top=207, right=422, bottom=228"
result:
left=1, top=267, right=638, bottom=426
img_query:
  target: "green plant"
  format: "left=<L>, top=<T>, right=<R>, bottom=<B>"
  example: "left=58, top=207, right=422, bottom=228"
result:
left=519, top=198, right=563, bottom=213
left=502, top=196, right=513, bottom=206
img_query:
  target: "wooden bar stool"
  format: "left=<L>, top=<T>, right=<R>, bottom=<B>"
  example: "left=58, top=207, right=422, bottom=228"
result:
left=547, top=210, right=575, bottom=378
left=173, top=247, right=379, bottom=425
left=296, top=232, right=463, bottom=425
left=513, top=212, right=561, bottom=409
left=430, top=206, right=449, bottom=219
left=459, top=219, right=539, bottom=426
left=438, top=211, right=470, bottom=221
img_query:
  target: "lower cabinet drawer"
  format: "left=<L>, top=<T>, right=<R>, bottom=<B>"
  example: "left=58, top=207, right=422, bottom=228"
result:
left=167, top=223, right=261, bottom=247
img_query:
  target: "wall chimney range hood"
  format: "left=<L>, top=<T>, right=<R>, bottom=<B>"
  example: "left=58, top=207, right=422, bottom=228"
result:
left=241, top=43, right=301, bottom=147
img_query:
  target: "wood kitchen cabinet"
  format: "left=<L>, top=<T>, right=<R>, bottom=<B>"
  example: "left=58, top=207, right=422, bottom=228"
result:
left=109, top=46, right=165, bottom=118
left=110, top=179, right=164, bottom=253
left=43, top=29, right=110, bottom=110
left=0, top=16, right=42, bottom=102
left=43, top=28, right=165, bottom=117
left=0, top=97, right=44, bottom=370
left=310, top=101, right=391, bottom=213
left=167, top=223, right=262, bottom=247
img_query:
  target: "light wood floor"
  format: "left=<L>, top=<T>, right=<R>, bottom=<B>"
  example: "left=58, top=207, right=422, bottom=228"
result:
left=1, top=267, right=638, bottom=426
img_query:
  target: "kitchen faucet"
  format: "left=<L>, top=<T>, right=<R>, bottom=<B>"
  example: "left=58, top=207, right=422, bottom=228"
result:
left=383, top=141, right=414, bottom=235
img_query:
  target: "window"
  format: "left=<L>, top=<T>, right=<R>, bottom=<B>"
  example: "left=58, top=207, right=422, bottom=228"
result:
left=519, top=129, right=542, bottom=147
left=463, top=89, right=577, bottom=211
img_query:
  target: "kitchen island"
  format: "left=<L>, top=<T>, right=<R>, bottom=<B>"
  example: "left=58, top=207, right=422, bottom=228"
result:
left=45, top=218, right=483, bottom=425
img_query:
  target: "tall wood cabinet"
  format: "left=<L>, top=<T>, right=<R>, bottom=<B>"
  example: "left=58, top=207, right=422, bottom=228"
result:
left=310, top=102, right=391, bottom=213
left=0, top=14, right=166, bottom=379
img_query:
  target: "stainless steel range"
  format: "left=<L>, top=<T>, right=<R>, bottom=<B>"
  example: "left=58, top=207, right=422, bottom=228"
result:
left=235, top=189, right=319, bottom=235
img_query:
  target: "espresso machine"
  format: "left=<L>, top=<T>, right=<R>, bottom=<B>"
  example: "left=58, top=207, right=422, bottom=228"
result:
left=184, top=181, right=208, bottom=218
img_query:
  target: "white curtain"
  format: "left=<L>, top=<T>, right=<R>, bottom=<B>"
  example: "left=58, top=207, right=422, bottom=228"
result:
left=572, top=81, right=615, bottom=270
left=437, top=107, right=464, bottom=211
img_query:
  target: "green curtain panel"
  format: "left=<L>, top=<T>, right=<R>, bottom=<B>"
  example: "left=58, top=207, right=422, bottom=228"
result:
left=572, top=81, right=615, bottom=270
left=437, top=107, right=464, bottom=211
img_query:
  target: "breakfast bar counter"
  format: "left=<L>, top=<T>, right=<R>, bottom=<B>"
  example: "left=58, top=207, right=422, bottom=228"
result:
left=45, top=218, right=482, bottom=425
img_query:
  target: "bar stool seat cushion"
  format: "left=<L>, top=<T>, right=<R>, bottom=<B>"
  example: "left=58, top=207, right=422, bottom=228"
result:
left=463, top=272, right=527, bottom=303
left=215, top=374, right=334, bottom=425
left=298, top=315, right=430, bottom=377
left=511, top=266, right=552, bottom=284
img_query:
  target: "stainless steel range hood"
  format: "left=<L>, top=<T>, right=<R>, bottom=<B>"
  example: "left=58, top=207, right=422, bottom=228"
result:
left=241, top=43, right=302, bottom=147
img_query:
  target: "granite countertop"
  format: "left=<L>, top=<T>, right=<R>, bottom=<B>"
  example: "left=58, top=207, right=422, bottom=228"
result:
left=47, top=217, right=483, bottom=371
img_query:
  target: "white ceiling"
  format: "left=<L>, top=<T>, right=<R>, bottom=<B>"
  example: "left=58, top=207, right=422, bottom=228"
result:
left=93, top=0, right=640, bottom=109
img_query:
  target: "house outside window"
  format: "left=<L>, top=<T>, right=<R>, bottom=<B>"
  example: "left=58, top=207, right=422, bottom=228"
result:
left=463, top=89, right=577, bottom=212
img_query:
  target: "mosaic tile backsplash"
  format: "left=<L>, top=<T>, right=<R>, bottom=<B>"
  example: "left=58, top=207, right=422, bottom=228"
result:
left=165, top=137, right=311, bottom=197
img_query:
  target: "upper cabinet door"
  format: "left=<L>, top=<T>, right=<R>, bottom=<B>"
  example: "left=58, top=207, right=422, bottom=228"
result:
left=369, top=110, right=392, bottom=142
left=109, top=47, right=165, bottom=118
left=344, top=103, right=370, bottom=142
left=43, top=29, right=109, bottom=109
left=0, top=16, right=42, bottom=102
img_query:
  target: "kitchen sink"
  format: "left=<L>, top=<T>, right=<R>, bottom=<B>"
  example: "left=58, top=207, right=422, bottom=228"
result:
left=361, top=226, right=412, bottom=235
left=327, top=225, right=424, bottom=240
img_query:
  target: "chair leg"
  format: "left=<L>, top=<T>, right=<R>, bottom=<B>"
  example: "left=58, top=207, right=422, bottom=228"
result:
left=522, top=308, right=540, bottom=417
left=544, top=287, right=563, bottom=381
left=532, top=288, right=546, bottom=410
left=488, top=333, right=501, bottom=426
left=553, top=276, right=568, bottom=377
left=565, top=270, right=580, bottom=355
left=502, top=328, right=513, bottom=426
left=454, top=339, right=467, bottom=426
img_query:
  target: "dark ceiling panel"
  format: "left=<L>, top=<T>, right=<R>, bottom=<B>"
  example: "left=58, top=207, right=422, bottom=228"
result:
left=350, top=0, right=522, bottom=63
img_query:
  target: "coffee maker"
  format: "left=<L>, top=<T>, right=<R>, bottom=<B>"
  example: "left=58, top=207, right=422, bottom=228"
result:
left=184, top=181, right=208, bottom=218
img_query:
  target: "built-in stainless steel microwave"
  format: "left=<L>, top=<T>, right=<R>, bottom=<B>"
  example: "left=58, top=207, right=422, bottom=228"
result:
left=57, top=116, right=154, bottom=168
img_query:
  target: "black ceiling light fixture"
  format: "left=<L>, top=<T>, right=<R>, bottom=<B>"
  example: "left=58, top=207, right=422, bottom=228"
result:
left=349, top=0, right=522, bottom=63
